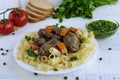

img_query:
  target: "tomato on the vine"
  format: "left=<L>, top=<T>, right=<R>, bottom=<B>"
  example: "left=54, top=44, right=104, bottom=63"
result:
left=0, top=19, right=14, bottom=35
left=9, top=8, right=28, bottom=27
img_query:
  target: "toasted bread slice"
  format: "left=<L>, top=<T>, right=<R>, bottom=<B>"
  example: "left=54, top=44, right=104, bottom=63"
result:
left=28, top=15, right=40, bottom=23
left=26, top=3, right=52, bottom=17
left=26, top=8, right=47, bottom=20
left=29, top=0, right=54, bottom=12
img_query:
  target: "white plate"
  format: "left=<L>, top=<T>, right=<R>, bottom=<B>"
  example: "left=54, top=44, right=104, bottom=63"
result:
left=14, top=38, right=98, bottom=75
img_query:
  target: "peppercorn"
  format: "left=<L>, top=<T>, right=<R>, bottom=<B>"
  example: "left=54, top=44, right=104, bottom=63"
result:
left=75, top=76, right=79, bottom=80
left=108, top=48, right=112, bottom=50
left=12, top=32, right=15, bottom=35
left=34, top=73, right=38, bottom=76
left=1, top=53, right=4, bottom=55
left=6, top=50, right=9, bottom=52
left=99, top=57, right=102, bottom=61
left=0, top=48, right=3, bottom=51
left=3, top=62, right=6, bottom=65
left=64, top=76, right=68, bottom=80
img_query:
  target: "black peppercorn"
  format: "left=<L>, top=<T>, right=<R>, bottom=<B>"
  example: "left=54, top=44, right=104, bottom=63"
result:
left=1, top=53, right=4, bottom=55
left=99, top=57, right=102, bottom=61
left=64, top=76, right=68, bottom=80
left=3, top=62, right=6, bottom=65
left=76, top=76, right=79, bottom=80
left=0, top=48, right=3, bottom=51
left=108, top=48, right=112, bottom=50
left=34, top=73, right=38, bottom=75
left=6, top=50, right=9, bottom=52
left=12, top=33, right=15, bottom=35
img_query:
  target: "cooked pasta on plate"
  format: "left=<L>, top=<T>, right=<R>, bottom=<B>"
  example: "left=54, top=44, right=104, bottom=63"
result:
left=14, top=25, right=98, bottom=74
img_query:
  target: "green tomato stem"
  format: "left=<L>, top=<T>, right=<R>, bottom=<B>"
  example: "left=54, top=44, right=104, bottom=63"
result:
left=3, top=12, right=5, bottom=20
left=0, top=8, right=19, bottom=19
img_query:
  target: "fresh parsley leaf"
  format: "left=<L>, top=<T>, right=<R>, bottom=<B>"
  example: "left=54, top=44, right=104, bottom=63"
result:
left=71, top=56, right=78, bottom=61
left=25, top=35, right=31, bottom=41
left=26, top=48, right=38, bottom=57
left=81, top=38, right=86, bottom=43
left=60, top=26, right=66, bottom=28
left=53, top=0, right=118, bottom=22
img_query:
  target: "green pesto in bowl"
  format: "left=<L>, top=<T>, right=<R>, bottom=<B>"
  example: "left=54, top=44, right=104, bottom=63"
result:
left=86, top=20, right=119, bottom=38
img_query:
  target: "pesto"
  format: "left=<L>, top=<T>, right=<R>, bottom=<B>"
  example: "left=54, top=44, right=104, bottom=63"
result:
left=86, top=20, right=119, bottom=38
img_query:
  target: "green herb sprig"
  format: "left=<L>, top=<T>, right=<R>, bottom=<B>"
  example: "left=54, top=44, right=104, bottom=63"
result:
left=71, top=56, right=78, bottom=61
left=25, top=35, right=32, bottom=41
left=81, top=38, right=86, bottom=43
left=26, top=48, right=38, bottom=57
left=53, top=0, right=118, bottom=22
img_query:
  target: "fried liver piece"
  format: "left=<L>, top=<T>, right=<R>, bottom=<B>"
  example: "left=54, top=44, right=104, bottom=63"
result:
left=63, top=32, right=80, bottom=52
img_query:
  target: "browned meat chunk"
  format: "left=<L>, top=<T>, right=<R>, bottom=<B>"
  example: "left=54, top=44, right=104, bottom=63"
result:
left=53, top=34, right=62, bottom=40
left=63, top=32, right=80, bottom=52
left=34, top=38, right=46, bottom=46
left=38, top=29, right=53, bottom=39
left=52, top=27, right=62, bottom=34
left=38, top=38, right=60, bottom=56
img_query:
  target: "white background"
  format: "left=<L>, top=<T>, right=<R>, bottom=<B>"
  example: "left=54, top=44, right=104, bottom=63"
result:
left=0, top=0, right=120, bottom=80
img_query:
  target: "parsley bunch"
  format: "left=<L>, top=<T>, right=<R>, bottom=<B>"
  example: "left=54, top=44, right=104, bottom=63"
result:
left=53, top=0, right=118, bottom=22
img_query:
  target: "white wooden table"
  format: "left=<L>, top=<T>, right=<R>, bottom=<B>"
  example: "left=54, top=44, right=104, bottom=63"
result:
left=0, top=0, right=120, bottom=80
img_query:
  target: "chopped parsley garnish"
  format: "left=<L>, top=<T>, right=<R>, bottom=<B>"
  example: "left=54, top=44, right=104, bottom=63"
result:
left=81, top=38, right=86, bottom=43
left=71, top=56, right=78, bottom=61
left=25, top=35, right=32, bottom=41
left=26, top=48, right=38, bottom=57
left=60, top=26, right=66, bottom=28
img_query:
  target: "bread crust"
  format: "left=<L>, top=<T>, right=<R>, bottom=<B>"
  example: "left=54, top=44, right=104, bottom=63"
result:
left=26, top=8, right=47, bottom=20
left=29, top=0, right=54, bottom=12
left=26, top=0, right=54, bottom=23
left=26, top=3, right=52, bottom=17
left=28, top=15, right=41, bottom=23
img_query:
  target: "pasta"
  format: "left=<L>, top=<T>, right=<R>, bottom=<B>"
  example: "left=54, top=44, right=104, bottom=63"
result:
left=61, top=55, right=68, bottom=62
left=17, top=28, right=96, bottom=71
left=53, top=64, right=64, bottom=70
left=49, top=47, right=61, bottom=56
left=40, top=56, right=48, bottom=63
left=36, top=63, right=53, bottom=71
left=49, top=57, right=61, bottom=65
left=69, top=60, right=83, bottom=67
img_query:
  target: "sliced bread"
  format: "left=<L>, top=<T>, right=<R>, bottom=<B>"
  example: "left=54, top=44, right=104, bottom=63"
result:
left=29, top=0, right=54, bottom=12
left=26, top=8, right=47, bottom=20
left=26, top=3, right=52, bottom=17
left=28, top=15, right=40, bottom=23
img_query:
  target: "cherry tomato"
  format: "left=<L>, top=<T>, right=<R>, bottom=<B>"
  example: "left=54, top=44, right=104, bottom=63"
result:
left=30, top=43, right=39, bottom=51
left=9, top=8, right=28, bottom=27
left=0, top=19, right=14, bottom=35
